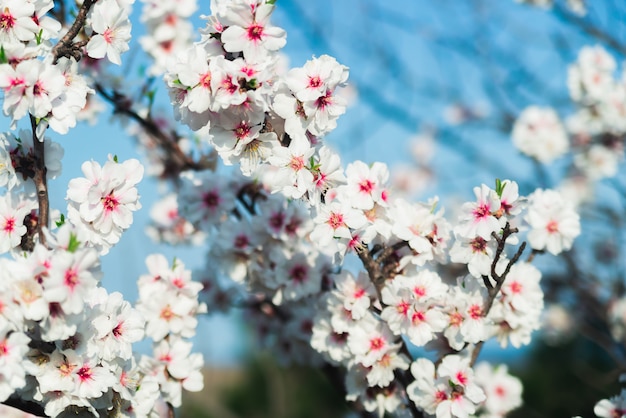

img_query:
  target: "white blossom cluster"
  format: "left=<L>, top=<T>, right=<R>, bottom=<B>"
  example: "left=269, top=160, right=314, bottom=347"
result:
left=139, top=0, right=197, bottom=76
left=512, top=44, right=626, bottom=199
left=135, top=254, right=206, bottom=408
left=154, top=2, right=586, bottom=417
left=0, top=228, right=156, bottom=416
left=0, top=0, right=593, bottom=417
left=514, top=0, right=586, bottom=15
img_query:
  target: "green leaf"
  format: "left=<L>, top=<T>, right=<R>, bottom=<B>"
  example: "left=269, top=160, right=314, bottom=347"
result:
left=67, top=233, right=81, bottom=253
left=495, top=178, right=506, bottom=197
left=247, top=78, right=258, bottom=89
left=0, top=46, right=7, bottom=64
left=266, top=0, right=277, bottom=4
left=35, top=29, right=43, bottom=45
left=113, top=155, right=119, bottom=163
left=55, top=213, right=66, bottom=228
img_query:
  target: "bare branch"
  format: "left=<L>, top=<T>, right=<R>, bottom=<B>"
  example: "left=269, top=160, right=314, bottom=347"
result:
left=51, top=0, right=97, bottom=63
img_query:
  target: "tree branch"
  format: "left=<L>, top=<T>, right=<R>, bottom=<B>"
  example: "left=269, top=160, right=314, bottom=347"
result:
left=51, top=0, right=96, bottom=63
left=30, top=115, right=49, bottom=248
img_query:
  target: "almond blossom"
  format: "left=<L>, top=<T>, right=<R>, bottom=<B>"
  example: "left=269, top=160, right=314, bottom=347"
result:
left=86, top=0, right=132, bottom=65
left=219, top=2, right=286, bottom=63
left=525, top=188, right=581, bottom=255
left=66, top=157, right=144, bottom=254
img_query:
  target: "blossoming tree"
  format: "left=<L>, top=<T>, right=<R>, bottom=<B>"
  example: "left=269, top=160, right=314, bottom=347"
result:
left=0, top=0, right=623, bottom=417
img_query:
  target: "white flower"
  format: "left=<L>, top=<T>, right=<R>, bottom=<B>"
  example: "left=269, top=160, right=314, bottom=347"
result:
left=525, top=188, right=580, bottom=255
left=0, top=324, right=29, bottom=402
left=220, top=3, right=286, bottom=63
left=0, top=192, right=31, bottom=254
left=86, top=0, right=132, bottom=65
left=474, top=362, right=523, bottom=416
left=512, top=106, right=569, bottom=163
left=66, top=157, right=143, bottom=253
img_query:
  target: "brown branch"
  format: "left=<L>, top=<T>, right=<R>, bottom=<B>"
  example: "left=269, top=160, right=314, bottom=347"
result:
left=470, top=225, right=526, bottom=366
left=552, top=4, right=626, bottom=57
left=3, top=397, right=46, bottom=417
left=94, top=84, right=213, bottom=177
left=30, top=115, right=49, bottom=248
left=51, top=0, right=96, bottom=63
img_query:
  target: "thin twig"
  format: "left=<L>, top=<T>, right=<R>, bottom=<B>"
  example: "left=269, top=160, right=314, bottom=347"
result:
left=2, top=397, right=46, bottom=417
left=30, top=116, right=49, bottom=248
left=95, top=84, right=211, bottom=177
left=51, top=0, right=96, bottom=63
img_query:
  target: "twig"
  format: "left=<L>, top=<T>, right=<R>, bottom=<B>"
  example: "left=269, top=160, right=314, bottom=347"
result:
left=2, top=397, right=46, bottom=417
left=51, top=0, right=96, bottom=63
left=94, top=84, right=211, bottom=177
left=30, top=115, right=49, bottom=248
left=470, top=224, right=526, bottom=366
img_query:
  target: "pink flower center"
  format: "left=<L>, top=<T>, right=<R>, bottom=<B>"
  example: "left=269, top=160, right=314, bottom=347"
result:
left=359, top=179, right=374, bottom=194
left=203, top=191, right=220, bottom=209
left=500, top=200, right=513, bottom=214
left=222, top=76, right=239, bottom=94
left=327, top=211, right=344, bottom=230
left=112, top=322, right=124, bottom=338
left=0, top=340, right=7, bottom=356
left=435, top=390, right=448, bottom=403
left=369, top=336, right=385, bottom=351
left=413, top=286, right=426, bottom=297
left=200, top=72, right=212, bottom=88
left=102, top=194, right=119, bottom=212
left=378, top=353, right=392, bottom=367
left=247, top=24, right=264, bottom=41
left=330, top=332, right=347, bottom=344
left=285, top=217, right=301, bottom=236
left=308, top=76, right=322, bottom=88
left=510, top=281, right=523, bottom=294
left=470, top=236, right=488, bottom=253
left=160, top=305, right=174, bottom=321
left=240, top=66, right=256, bottom=77
left=165, top=13, right=177, bottom=26
left=102, top=28, right=113, bottom=44
left=450, top=311, right=463, bottom=326
left=353, top=288, right=366, bottom=299
left=269, top=212, right=285, bottom=230
left=412, top=311, right=426, bottom=324
left=234, top=234, right=249, bottom=249
left=64, top=268, right=79, bottom=290
left=494, top=385, right=506, bottom=397
left=0, top=11, right=15, bottom=29
left=234, top=122, right=251, bottom=140
left=397, top=301, right=410, bottom=316
left=77, top=365, right=93, bottom=382
left=315, top=91, right=333, bottom=110
left=472, top=203, right=492, bottom=220
left=3, top=217, right=15, bottom=233
left=289, top=155, right=305, bottom=171
left=289, top=265, right=308, bottom=283
left=455, top=371, right=468, bottom=386
left=9, top=76, right=24, bottom=88
left=33, top=81, right=46, bottom=97
left=546, top=220, right=559, bottom=234
left=314, top=171, right=327, bottom=187
left=468, top=304, right=483, bottom=320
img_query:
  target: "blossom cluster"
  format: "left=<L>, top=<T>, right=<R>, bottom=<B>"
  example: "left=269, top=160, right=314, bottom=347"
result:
left=512, top=44, right=626, bottom=207
left=150, top=2, right=586, bottom=417
left=0, top=0, right=595, bottom=417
